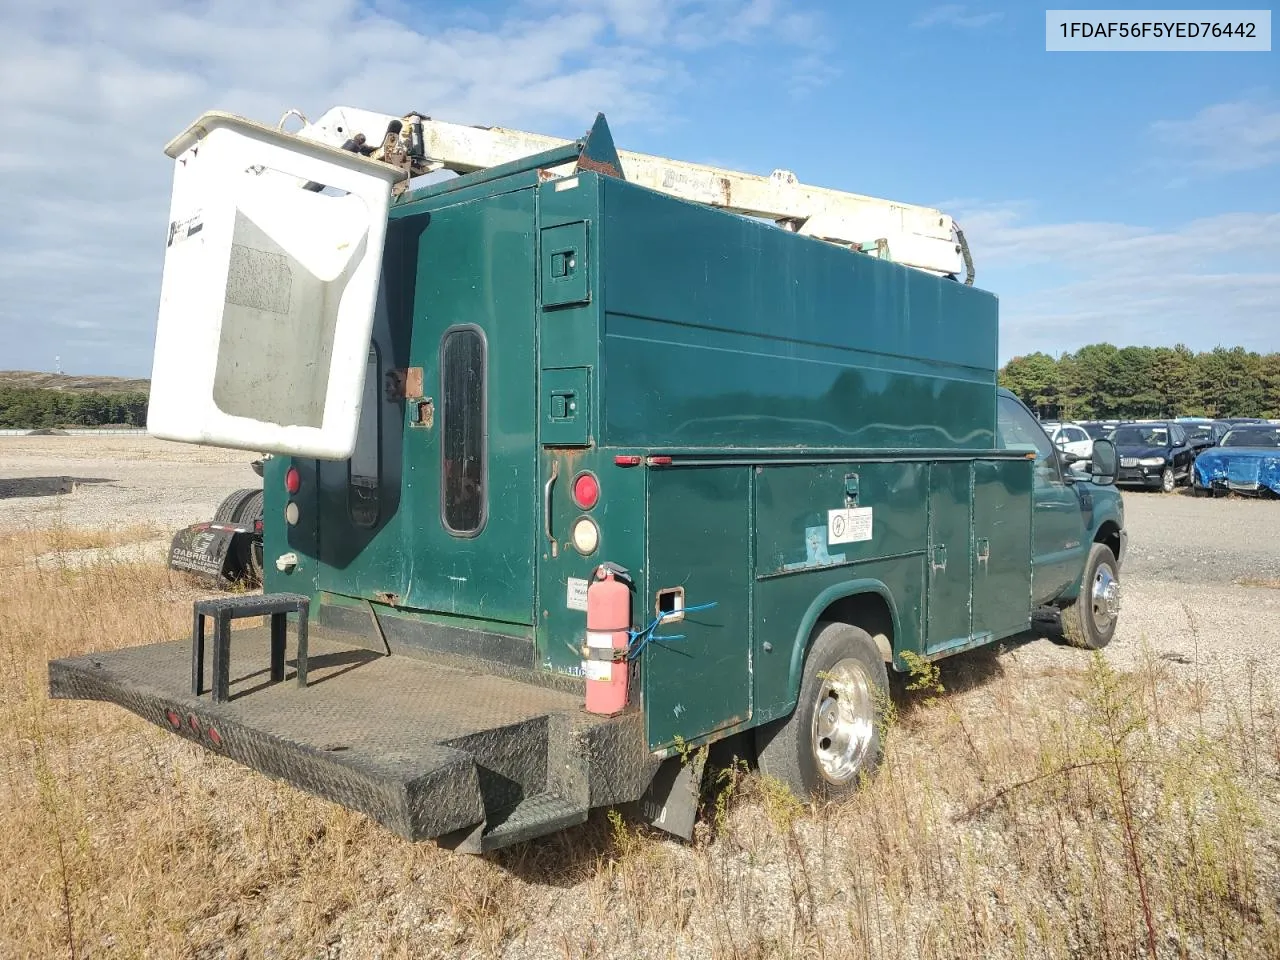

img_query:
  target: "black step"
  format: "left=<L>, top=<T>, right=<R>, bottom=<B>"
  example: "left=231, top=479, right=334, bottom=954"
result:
left=48, top=622, right=659, bottom=848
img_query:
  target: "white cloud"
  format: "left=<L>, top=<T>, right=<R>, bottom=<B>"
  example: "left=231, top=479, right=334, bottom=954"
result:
left=942, top=200, right=1280, bottom=361
left=0, top=0, right=827, bottom=375
left=911, top=5, right=1003, bottom=29
left=1151, top=96, right=1280, bottom=174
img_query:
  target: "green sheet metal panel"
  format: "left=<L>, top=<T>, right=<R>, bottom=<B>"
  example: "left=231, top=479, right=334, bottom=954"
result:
left=643, top=467, right=753, bottom=750
left=750, top=460, right=929, bottom=722
left=540, top=221, right=590, bottom=307
left=751, top=555, right=925, bottom=724
left=540, top=367, right=592, bottom=446
left=535, top=447, right=647, bottom=680
left=925, top=461, right=974, bottom=654
left=532, top=175, right=629, bottom=679
left=972, top=458, right=1034, bottom=640
left=753, top=461, right=929, bottom=579
left=598, top=178, right=999, bottom=451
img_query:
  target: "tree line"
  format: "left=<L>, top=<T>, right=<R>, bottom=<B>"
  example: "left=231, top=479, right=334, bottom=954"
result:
left=1000, top=344, right=1280, bottom=421
left=0, top=387, right=149, bottom=429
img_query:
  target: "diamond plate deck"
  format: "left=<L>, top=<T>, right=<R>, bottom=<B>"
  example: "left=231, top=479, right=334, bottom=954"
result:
left=48, top=623, right=659, bottom=847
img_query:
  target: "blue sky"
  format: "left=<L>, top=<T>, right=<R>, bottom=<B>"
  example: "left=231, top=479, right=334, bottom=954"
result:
left=0, top=0, right=1276, bottom=376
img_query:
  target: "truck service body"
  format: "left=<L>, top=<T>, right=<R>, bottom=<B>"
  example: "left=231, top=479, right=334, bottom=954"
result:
left=48, top=110, right=1127, bottom=852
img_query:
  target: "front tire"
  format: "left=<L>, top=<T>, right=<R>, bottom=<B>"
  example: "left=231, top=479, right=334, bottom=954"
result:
left=1159, top=467, right=1175, bottom=493
left=755, top=621, right=889, bottom=801
left=1061, top=543, right=1120, bottom=650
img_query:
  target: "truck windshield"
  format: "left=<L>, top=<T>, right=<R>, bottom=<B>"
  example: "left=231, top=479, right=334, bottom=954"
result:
left=1221, top=427, right=1280, bottom=448
left=1112, top=425, right=1168, bottom=446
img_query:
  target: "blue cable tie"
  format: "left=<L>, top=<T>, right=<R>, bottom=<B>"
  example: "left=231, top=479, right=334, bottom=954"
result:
left=625, top=601, right=717, bottom=661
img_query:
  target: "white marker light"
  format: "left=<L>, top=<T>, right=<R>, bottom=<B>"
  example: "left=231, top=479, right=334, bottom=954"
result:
left=285, top=501, right=300, bottom=525
left=571, top=517, right=599, bottom=555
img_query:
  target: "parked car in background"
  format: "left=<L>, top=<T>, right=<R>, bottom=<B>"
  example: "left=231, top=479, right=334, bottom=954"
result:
left=1043, top=421, right=1095, bottom=460
left=1079, top=420, right=1121, bottom=441
left=1219, top=417, right=1268, bottom=426
left=1109, top=420, right=1197, bottom=492
left=1191, top=424, right=1280, bottom=497
left=1174, top=417, right=1231, bottom=452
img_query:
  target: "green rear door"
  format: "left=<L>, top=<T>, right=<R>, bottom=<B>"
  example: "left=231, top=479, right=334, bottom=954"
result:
left=398, top=190, right=539, bottom=624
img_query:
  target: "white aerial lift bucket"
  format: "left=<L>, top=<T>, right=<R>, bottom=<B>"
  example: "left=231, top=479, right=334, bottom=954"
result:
left=147, top=112, right=405, bottom=460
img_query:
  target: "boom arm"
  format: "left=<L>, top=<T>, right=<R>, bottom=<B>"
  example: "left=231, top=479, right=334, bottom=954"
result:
left=288, top=106, right=972, bottom=281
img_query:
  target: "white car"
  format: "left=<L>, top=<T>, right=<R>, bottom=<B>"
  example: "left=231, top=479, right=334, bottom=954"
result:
left=1043, top=421, right=1095, bottom=460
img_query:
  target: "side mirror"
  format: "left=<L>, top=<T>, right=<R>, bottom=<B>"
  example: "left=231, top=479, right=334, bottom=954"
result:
left=1090, top=438, right=1117, bottom=485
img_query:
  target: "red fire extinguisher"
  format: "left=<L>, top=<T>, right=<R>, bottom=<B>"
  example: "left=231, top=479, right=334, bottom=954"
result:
left=583, top=564, right=632, bottom=716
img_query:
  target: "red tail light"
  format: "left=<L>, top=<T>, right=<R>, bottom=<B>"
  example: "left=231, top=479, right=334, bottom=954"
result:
left=572, top=472, right=600, bottom=510
left=285, top=466, right=301, bottom=494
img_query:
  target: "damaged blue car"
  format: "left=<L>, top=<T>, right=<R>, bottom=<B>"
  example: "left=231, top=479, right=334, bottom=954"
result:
left=1191, top=424, right=1280, bottom=498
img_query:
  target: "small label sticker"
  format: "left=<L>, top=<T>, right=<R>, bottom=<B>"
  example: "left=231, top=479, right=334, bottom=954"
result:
left=554, top=176, right=580, bottom=192
left=567, top=577, right=589, bottom=611
left=828, top=507, right=873, bottom=544
left=583, top=659, right=612, bottom=681
left=167, top=211, right=203, bottom=247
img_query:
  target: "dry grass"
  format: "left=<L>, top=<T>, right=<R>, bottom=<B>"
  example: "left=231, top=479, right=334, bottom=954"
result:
left=1236, top=577, right=1280, bottom=590
left=1, top=527, right=1278, bottom=960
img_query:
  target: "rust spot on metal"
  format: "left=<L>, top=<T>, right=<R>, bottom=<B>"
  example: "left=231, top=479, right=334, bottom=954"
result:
left=576, top=154, right=624, bottom=179
left=385, top=367, right=423, bottom=401
left=411, top=398, right=435, bottom=429
left=373, top=591, right=400, bottom=606
left=717, top=176, right=731, bottom=208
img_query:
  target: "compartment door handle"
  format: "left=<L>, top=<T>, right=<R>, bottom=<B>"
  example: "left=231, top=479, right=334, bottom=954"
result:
left=544, top=461, right=560, bottom=558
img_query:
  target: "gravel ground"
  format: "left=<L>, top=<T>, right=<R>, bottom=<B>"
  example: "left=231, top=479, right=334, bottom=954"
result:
left=1005, top=487, right=1280, bottom=712
left=0, top=435, right=260, bottom=532
left=2, top=434, right=1277, bottom=684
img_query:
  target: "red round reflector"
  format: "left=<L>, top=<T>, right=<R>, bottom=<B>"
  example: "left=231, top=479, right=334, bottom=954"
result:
left=187, top=714, right=201, bottom=734
left=285, top=467, right=301, bottom=495
left=165, top=709, right=181, bottom=729
left=572, top=472, right=599, bottom=510
left=208, top=727, right=222, bottom=747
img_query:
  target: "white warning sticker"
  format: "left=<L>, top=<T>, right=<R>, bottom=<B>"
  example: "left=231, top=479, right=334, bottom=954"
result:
left=828, top=507, right=873, bottom=544
left=566, top=577, right=589, bottom=611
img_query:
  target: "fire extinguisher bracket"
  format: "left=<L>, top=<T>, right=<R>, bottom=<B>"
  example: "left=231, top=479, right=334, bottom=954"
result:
left=580, top=644, right=628, bottom=662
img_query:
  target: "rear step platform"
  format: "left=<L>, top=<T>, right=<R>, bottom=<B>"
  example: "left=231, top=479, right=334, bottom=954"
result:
left=48, top=625, right=658, bottom=852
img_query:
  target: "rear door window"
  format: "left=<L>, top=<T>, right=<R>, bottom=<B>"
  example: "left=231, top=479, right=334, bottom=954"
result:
left=440, top=326, right=487, bottom=536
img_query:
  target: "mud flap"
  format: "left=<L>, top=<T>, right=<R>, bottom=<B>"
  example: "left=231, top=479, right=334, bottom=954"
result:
left=168, top=523, right=248, bottom=587
left=624, top=750, right=707, bottom=841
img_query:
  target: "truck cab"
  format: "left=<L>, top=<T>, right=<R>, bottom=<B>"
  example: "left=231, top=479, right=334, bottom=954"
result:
left=995, top=388, right=1125, bottom=648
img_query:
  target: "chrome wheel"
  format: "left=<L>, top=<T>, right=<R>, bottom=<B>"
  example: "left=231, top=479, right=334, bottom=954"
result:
left=1091, top=562, right=1120, bottom=633
left=810, top=658, right=876, bottom=785
left=1160, top=468, right=1175, bottom=493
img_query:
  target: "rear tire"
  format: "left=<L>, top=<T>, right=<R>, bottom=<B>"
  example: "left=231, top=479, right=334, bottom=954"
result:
left=1061, top=543, right=1120, bottom=650
left=234, top=491, right=265, bottom=585
left=213, top=488, right=259, bottom=523
left=755, top=621, right=889, bottom=802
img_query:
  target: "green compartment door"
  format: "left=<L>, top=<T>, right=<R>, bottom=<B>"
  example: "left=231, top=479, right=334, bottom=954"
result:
left=926, top=461, right=974, bottom=653
left=643, top=467, right=752, bottom=750
left=971, top=459, right=1034, bottom=640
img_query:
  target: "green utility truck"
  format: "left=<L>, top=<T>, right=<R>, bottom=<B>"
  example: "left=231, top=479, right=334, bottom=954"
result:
left=49, top=109, right=1126, bottom=852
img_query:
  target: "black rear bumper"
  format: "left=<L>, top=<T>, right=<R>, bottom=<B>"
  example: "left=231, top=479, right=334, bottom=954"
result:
left=49, top=625, right=658, bottom=849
